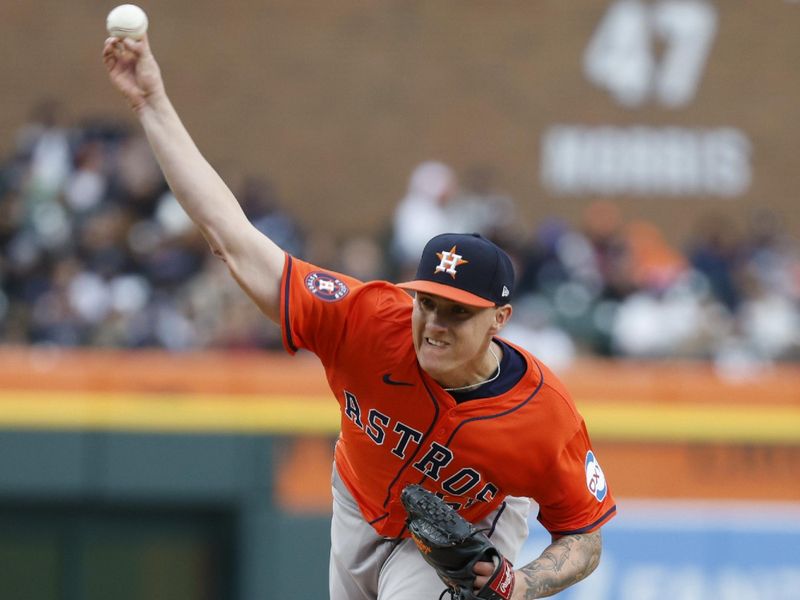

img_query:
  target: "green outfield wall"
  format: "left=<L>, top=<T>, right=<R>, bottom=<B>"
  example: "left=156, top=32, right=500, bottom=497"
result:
left=0, top=430, right=332, bottom=600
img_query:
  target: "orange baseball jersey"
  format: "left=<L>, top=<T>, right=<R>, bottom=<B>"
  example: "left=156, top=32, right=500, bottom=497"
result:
left=280, top=255, right=617, bottom=539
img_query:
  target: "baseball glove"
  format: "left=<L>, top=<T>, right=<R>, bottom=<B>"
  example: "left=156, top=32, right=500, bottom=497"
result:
left=400, top=484, right=515, bottom=600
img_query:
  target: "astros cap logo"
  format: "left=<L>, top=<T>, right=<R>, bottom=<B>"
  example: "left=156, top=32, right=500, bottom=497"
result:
left=434, top=246, right=468, bottom=279
left=397, top=233, right=514, bottom=307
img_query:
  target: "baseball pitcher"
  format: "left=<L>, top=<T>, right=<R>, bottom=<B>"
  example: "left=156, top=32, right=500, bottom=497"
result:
left=103, top=32, right=616, bottom=600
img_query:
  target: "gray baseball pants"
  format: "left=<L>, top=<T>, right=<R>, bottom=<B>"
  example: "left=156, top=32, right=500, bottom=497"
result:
left=330, top=464, right=531, bottom=600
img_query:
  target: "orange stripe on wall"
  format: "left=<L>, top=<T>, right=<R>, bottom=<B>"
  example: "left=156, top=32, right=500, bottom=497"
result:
left=0, top=349, right=797, bottom=408
left=0, top=348, right=330, bottom=395
left=595, top=441, right=800, bottom=502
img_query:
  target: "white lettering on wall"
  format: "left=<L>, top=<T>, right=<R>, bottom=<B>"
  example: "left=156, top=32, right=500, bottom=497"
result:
left=540, top=125, right=751, bottom=197
left=584, top=0, right=718, bottom=108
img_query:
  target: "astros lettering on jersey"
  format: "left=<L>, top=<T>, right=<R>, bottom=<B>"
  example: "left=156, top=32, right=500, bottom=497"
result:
left=281, top=255, right=617, bottom=539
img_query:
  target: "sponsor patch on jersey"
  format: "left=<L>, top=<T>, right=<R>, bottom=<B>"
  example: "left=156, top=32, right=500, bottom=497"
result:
left=305, top=272, right=349, bottom=302
left=584, top=451, right=607, bottom=502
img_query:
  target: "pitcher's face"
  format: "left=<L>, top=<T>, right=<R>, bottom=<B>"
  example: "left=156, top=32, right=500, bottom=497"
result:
left=411, top=292, right=510, bottom=388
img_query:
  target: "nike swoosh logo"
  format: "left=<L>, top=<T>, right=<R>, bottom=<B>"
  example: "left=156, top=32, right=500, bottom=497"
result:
left=382, top=373, right=414, bottom=387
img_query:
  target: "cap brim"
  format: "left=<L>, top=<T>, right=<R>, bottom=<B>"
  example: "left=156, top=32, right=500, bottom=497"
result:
left=397, top=281, right=494, bottom=307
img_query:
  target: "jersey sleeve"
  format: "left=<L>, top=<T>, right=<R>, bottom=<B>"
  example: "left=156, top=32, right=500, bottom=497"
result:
left=535, top=420, right=617, bottom=537
left=279, top=255, right=365, bottom=363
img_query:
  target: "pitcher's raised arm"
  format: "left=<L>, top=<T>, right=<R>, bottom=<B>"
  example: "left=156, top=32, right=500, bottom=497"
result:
left=102, top=35, right=285, bottom=322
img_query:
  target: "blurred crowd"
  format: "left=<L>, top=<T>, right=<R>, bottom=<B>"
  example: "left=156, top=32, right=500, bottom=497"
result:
left=0, top=102, right=302, bottom=351
left=2, top=104, right=799, bottom=373
left=390, top=161, right=800, bottom=374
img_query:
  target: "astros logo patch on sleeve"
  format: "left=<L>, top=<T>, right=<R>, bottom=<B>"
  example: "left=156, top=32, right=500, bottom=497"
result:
left=305, top=272, right=350, bottom=302
left=584, top=451, right=607, bottom=501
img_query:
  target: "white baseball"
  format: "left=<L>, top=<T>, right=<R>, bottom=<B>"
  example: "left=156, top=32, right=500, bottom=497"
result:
left=106, top=4, right=149, bottom=40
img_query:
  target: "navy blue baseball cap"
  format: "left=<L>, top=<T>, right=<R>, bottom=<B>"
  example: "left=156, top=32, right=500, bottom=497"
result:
left=398, top=233, right=514, bottom=307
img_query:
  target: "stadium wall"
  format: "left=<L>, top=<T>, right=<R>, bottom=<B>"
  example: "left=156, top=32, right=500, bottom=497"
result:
left=3, top=1, right=800, bottom=240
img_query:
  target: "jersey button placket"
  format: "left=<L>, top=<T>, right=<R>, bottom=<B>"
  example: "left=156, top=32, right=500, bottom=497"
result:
left=438, top=409, right=458, bottom=439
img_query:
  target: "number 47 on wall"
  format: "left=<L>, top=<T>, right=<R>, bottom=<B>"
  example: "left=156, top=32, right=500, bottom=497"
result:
left=584, top=0, right=718, bottom=109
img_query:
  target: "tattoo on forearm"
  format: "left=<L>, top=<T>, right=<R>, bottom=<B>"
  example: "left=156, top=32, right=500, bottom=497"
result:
left=517, top=530, right=602, bottom=599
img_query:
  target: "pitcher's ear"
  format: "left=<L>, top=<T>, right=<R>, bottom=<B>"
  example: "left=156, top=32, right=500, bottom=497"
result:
left=490, top=304, right=513, bottom=334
